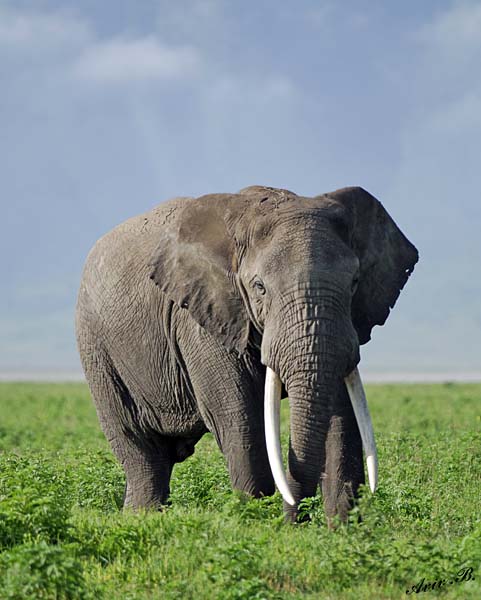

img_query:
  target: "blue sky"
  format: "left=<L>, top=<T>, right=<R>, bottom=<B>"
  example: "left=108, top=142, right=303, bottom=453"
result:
left=1, top=0, right=480, bottom=376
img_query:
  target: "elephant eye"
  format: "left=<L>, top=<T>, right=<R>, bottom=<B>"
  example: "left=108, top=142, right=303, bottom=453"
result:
left=253, top=279, right=266, bottom=295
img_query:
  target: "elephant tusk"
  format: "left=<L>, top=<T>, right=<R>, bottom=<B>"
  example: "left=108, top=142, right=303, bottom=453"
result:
left=264, top=367, right=296, bottom=506
left=344, top=367, right=378, bottom=493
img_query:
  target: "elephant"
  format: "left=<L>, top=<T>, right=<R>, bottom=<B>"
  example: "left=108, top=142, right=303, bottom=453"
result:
left=76, top=185, right=418, bottom=523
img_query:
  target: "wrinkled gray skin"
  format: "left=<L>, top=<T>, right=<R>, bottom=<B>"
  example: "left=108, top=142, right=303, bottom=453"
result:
left=76, top=186, right=418, bottom=523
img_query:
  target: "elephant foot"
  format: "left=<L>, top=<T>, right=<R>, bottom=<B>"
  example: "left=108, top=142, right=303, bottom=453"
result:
left=122, top=461, right=173, bottom=510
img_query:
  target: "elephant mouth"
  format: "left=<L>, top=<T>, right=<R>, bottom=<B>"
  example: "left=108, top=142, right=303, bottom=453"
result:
left=264, top=367, right=378, bottom=507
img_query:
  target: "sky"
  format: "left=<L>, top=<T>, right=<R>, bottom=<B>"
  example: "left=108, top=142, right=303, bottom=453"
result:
left=1, top=0, right=480, bottom=378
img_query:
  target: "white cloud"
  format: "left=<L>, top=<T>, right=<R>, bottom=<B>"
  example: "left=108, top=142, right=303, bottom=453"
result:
left=73, top=36, right=203, bottom=84
left=0, top=6, right=90, bottom=49
left=0, top=6, right=203, bottom=86
left=416, top=1, right=481, bottom=58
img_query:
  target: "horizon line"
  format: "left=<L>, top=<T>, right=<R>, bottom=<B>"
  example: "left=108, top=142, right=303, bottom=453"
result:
left=1, top=370, right=480, bottom=384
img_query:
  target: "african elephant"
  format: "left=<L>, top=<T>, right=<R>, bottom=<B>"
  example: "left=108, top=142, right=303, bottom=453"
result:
left=76, top=185, right=418, bottom=523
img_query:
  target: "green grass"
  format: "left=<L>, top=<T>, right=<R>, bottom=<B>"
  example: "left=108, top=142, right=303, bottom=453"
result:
left=0, top=382, right=480, bottom=599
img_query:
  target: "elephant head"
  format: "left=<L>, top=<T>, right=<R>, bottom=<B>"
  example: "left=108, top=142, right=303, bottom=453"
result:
left=150, top=185, right=418, bottom=518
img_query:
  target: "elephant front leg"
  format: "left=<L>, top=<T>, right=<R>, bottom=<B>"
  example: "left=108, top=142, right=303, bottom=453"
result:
left=176, top=322, right=275, bottom=500
left=321, top=382, right=365, bottom=525
left=182, top=365, right=274, bottom=497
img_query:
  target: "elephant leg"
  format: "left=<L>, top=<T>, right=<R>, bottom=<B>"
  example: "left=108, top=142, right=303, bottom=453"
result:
left=198, top=384, right=275, bottom=498
left=96, top=380, right=175, bottom=509
left=177, top=330, right=275, bottom=498
left=321, top=382, right=365, bottom=525
left=79, top=336, right=175, bottom=509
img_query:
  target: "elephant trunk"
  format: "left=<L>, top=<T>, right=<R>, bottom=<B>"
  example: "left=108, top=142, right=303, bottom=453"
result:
left=283, top=362, right=339, bottom=519
left=263, top=312, right=377, bottom=519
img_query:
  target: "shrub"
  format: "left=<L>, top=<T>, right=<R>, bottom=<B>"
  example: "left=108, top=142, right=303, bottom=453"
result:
left=67, top=450, right=124, bottom=512
left=0, top=541, right=94, bottom=599
left=0, top=455, right=72, bottom=548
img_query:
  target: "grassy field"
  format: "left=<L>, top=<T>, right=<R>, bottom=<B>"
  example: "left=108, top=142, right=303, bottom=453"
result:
left=0, top=382, right=480, bottom=599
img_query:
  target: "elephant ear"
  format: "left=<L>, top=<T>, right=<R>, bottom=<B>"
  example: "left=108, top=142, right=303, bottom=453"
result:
left=149, top=195, right=250, bottom=354
left=326, top=186, right=419, bottom=345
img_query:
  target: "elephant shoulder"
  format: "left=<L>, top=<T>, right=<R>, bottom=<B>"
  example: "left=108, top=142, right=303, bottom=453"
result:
left=88, top=196, right=193, bottom=256
left=117, top=196, right=194, bottom=236
left=79, top=196, right=194, bottom=300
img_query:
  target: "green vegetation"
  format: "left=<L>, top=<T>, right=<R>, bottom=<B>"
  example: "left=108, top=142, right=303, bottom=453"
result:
left=0, top=381, right=480, bottom=599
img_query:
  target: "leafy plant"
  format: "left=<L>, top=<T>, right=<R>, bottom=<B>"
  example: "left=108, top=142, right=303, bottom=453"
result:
left=0, top=541, right=95, bottom=599
left=0, top=455, right=72, bottom=548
